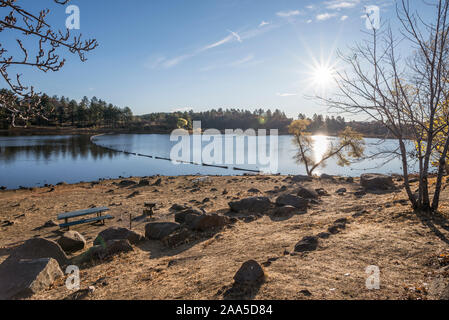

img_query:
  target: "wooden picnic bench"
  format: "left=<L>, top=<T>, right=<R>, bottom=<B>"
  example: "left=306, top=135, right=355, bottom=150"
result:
left=57, top=207, right=113, bottom=230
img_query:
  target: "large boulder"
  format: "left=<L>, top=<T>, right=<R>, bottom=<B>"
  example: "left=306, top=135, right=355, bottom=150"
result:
left=294, top=236, right=319, bottom=252
left=233, top=260, right=265, bottom=285
left=190, top=214, right=230, bottom=232
left=5, top=238, right=69, bottom=268
left=72, top=240, right=133, bottom=265
left=276, top=194, right=309, bottom=210
left=162, top=228, right=195, bottom=248
left=57, top=231, right=86, bottom=253
left=145, top=222, right=180, bottom=240
left=360, top=174, right=395, bottom=190
left=94, top=227, right=145, bottom=246
left=0, top=258, right=63, bottom=300
left=228, top=197, right=272, bottom=213
left=296, top=187, right=319, bottom=199
left=174, top=209, right=202, bottom=224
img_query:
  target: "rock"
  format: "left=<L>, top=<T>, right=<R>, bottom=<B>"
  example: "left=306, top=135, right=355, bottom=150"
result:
left=127, top=191, right=140, bottom=198
left=228, top=197, right=272, bottom=213
left=118, top=180, right=137, bottom=187
left=296, top=187, right=319, bottom=199
left=190, top=214, right=230, bottom=231
left=336, top=188, right=347, bottom=194
left=104, top=239, right=133, bottom=256
left=291, top=175, right=313, bottom=183
left=317, top=232, right=331, bottom=239
left=354, top=190, right=367, bottom=197
left=273, top=205, right=297, bottom=217
left=360, top=174, right=395, bottom=190
left=162, top=228, right=194, bottom=248
left=294, top=236, right=319, bottom=252
left=0, top=186, right=6, bottom=190
left=138, top=179, right=150, bottom=186
left=233, top=260, right=265, bottom=285
left=320, top=174, right=334, bottom=180
left=5, top=238, right=69, bottom=268
left=145, top=222, right=180, bottom=240
left=299, top=289, right=312, bottom=297
left=94, top=227, right=145, bottom=246
left=170, top=204, right=189, bottom=212
left=152, top=178, right=162, bottom=186
left=346, top=177, right=354, bottom=183
left=174, top=209, right=202, bottom=224
left=57, top=231, right=86, bottom=253
left=328, top=223, right=346, bottom=234
left=43, top=220, right=58, bottom=228
left=0, top=258, right=63, bottom=300
left=248, top=188, right=261, bottom=193
left=276, top=194, right=308, bottom=210
left=315, top=188, right=329, bottom=196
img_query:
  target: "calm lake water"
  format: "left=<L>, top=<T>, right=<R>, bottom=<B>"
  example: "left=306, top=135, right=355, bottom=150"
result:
left=0, top=134, right=418, bottom=189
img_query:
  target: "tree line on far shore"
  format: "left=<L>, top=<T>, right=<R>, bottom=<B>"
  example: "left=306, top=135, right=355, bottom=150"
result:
left=0, top=92, right=390, bottom=137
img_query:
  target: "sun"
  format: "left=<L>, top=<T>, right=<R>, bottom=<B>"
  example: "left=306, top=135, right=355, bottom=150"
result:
left=312, top=64, right=335, bottom=88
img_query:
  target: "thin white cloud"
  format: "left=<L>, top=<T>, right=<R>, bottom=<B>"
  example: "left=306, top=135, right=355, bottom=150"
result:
left=316, top=12, right=337, bottom=21
left=277, top=10, right=301, bottom=18
left=340, top=15, right=348, bottom=21
left=227, top=30, right=242, bottom=43
left=229, top=54, right=254, bottom=66
left=277, top=92, right=298, bottom=97
left=325, top=0, right=360, bottom=10
left=259, top=21, right=270, bottom=27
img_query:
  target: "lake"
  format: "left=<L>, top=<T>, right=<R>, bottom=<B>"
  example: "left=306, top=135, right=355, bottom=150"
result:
left=0, top=134, right=418, bottom=189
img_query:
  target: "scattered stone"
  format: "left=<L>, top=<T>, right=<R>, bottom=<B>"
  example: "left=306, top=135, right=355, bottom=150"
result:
left=328, top=223, right=346, bottom=234
left=294, top=236, right=319, bottom=252
left=248, top=188, right=261, bottom=194
left=118, top=180, right=137, bottom=187
left=202, top=197, right=211, bottom=203
left=0, top=258, right=63, bottom=300
left=336, top=188, right=347, bottom=194
left=170, top=204, right=189, bottom=212
left=94, top=227, right=145, bottom=245
left=291, top=175, right=313, bottom=183
left=276, top=194, right=308, bottom=210
left=299, top=289, right=312, bottom=297
left=346, top=177, right=354, bottom=183
left=354, top=190, right=367, bottom=197
left=229, top=197, right=272, bottom=213
left=296, top=186, right=319, bottom=199
left=315, top=188, right=329, bottom=196
left=5, top=238, right=69, bottom=267
left=138, top=179, right=150, bottom=186
left=43, top=220, right=58, bottom=228
left=320, top=174, right=334, bottom=180
left=152, top=178, right=162, bottom=186
left=145, top=222, right=180, bottom=240
left=233, top=260, right=265, bottom=285
left=317, top=232, right=331, bottom=239
left=360, top=174, right=395, bottom=190
left=57, top=231, right=86, bottom=253
left=127, top=191, right=140, bottom=199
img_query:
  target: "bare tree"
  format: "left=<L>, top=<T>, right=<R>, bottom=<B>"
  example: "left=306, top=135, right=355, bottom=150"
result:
left=0, top=0, right=98, bottom=127
left=320, top=0, right=449, bottom=212
left=289, top=120, right=365, bottom=177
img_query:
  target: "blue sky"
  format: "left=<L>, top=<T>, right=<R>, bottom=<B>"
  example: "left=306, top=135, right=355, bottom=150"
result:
left=1, top=0, right=423, bottom=118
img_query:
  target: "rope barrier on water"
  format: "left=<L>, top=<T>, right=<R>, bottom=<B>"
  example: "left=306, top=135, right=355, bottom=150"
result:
left=89, top=134, right=262, bottom=174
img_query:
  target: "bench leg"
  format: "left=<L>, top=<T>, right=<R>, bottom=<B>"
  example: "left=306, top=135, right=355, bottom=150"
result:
left=65, top=218, right=70, bottom=231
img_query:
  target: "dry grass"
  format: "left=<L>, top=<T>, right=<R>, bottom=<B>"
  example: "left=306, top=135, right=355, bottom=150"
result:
left=1, top=175, right=449, bottom=300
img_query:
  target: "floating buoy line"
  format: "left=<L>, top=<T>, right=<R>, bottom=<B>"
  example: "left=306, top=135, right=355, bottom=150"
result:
left=90, top=134, right=261, bottom=174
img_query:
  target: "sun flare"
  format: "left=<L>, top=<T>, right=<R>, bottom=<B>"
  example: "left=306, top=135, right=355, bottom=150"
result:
left=312, top=65, right=335, bottom=88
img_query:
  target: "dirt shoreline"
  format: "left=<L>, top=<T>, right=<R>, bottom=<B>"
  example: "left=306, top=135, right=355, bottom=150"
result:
left=1, top=174, right=449, bottom=300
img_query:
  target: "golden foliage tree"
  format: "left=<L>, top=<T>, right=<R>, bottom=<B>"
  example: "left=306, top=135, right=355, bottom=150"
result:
left=289, top=120, right=365, bottom=176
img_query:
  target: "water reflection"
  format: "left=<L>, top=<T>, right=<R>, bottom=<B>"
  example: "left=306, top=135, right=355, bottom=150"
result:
left=312, top=135, right=330, bottom=163
left=0, top=135, right=119, bottom=164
